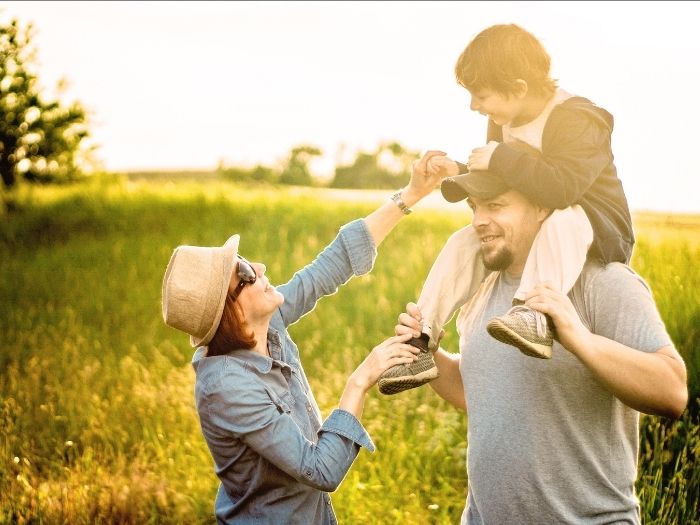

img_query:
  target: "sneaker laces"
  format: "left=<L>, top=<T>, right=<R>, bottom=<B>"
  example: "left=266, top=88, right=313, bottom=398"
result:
left=507, top=305, right=548, bottom=339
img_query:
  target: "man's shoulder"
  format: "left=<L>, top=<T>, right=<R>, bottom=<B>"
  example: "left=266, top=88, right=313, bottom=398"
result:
left=573, top=259, right=650, bottom=304
left=570, top=259, right=672, bottom=352
left=584, top=258, right=641, bottom=278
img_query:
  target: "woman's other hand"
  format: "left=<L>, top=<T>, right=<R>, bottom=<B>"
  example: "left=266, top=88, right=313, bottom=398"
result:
left=348, top=333, right=419, bottom=392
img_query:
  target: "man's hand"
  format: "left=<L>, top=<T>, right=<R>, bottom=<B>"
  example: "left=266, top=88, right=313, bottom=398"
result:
left=525, top=283, right=688, bottom=419
left=395, top=302, right=445, bottom=343
left=395, top=302, right=424, bottom=338
left=524, top=282, right=593, bottom=354
left=467, top=141, right=499, bottom=171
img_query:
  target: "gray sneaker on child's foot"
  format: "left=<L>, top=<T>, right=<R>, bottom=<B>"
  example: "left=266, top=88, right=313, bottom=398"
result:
left=378, top=333, right=439, bottom=395
left=486, top=305, right=554, bottom=359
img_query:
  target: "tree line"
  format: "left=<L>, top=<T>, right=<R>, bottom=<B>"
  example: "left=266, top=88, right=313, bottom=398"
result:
left=0, top=16, right=419, bottom=197
left=217, top=141, right=419, bottom=189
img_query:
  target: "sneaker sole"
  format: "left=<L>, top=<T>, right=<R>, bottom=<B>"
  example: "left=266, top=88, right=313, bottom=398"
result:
left=377, top=367, right=440, bottom=395
left=486, top=320, right=552, bottom=359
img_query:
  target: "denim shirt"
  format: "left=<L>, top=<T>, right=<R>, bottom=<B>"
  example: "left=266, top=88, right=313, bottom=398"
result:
left=192, top=219, right=377, bottom=525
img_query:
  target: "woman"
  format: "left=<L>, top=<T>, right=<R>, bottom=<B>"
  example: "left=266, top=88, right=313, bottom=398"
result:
left=161, top=151, right=446, bottom=524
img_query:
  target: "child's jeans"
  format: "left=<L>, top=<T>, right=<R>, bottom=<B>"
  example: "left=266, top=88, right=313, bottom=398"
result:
left=417, top=205, right=593, bottom=348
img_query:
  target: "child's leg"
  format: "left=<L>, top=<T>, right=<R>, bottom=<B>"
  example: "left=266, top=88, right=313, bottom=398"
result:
left=378, top=225, right=486, bottom=395
left=487, top=205, right=593, bottom=359
left=417, top=225, right=488, bottom=349
left=514, top=205, right=593, bottom=300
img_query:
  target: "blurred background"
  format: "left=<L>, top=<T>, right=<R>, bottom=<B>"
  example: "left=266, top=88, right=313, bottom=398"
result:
left=2, top=0, right=699, bottom=212
left=1, top=2, right=698, bottom=524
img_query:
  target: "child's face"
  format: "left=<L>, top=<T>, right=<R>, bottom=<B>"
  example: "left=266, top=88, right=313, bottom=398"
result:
left=468, top=88, right=524, bottom=127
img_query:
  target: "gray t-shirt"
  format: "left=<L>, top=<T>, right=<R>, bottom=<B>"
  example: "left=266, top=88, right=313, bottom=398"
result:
left=458, top=261, right=672, bottom=525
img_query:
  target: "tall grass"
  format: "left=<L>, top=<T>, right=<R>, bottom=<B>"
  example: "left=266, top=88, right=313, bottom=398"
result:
left=0, top=178, right=698, bottom=524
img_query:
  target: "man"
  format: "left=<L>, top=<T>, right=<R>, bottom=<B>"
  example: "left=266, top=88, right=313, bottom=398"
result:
left=396, top=168, right=688, bottom=524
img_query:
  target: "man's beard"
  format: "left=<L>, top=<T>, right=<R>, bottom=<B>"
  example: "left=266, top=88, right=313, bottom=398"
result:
left=482, top=245, right=514, bottom=271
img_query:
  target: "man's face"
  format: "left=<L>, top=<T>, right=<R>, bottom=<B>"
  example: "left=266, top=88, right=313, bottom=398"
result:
left=468, top=87, right=524, bottom=127
left=467, top=190, right=549, bottom=275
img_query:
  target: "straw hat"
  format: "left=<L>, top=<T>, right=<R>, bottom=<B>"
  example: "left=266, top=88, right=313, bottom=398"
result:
left=161, top=234, right=240, bottom=347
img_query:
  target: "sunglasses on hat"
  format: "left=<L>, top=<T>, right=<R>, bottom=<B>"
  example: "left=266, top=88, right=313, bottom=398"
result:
left=231, top=256, right=257, bottom=301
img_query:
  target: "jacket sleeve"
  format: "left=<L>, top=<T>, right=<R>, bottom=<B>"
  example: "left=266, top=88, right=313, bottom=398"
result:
left=488, top=105, right=614, bottom=209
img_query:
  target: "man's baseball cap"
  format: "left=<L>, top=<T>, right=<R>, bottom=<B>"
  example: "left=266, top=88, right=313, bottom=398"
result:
left=440, top=140, right=541, bottom=202
left=440, top=168, right=509, bottom=202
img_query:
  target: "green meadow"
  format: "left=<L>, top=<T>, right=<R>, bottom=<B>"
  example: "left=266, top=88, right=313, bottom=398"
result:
left=1, top=177, right=698, bottom=524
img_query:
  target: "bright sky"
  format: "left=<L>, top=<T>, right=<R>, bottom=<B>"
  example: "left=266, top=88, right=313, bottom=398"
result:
left=2, top=1, right=699, bottom=213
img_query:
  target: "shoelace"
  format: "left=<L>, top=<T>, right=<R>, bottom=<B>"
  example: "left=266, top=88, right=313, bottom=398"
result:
left=507, top=305, right=548, bottom=338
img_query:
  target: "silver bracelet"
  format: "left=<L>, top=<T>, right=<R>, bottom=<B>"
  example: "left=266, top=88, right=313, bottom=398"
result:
left=390, top=191, right=412, bottom=215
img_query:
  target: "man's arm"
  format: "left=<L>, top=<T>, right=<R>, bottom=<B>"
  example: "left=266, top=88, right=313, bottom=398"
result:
left=526, top=282, right=688, bottom=419
left=568, top=340, right=685, bottom=419
left=429, top=348, right=466, bottom=411
left=396, top=303, right=466, bottom=411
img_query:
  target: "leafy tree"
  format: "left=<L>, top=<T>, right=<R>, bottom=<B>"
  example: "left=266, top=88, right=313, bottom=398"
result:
left=330, top=142, right=419, bottom=189
left=217, top=160, right=279, bottom=184
left=0, top=17, right=91, bottom=190
left=384, top=141, right=418, bottom=176
left=331, top=150, right=390, bottom=189
left=279, top=145, right=321, bottom=186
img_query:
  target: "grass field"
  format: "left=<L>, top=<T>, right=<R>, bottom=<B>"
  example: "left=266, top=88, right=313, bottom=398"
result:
left=1, top=177, right=698, bottom=524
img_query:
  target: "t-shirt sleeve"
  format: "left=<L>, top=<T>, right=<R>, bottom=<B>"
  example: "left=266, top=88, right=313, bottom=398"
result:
left=577, top=262, right=673, bottom=353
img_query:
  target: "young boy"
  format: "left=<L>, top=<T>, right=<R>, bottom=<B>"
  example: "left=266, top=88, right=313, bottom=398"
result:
left=378, top=23, right=635, bottom=395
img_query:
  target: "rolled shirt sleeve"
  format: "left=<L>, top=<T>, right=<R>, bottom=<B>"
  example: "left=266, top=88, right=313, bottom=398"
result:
left=320, top=408, right=376, bottom=452
left=337, top=219, right=376, bottom=276
left=202, top=375, right=374, bottom=494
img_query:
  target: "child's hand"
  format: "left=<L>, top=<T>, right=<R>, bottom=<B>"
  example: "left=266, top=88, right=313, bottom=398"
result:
left=427, top=155, right=459, bottom=178
left=468, top=141, right=500, bottom=171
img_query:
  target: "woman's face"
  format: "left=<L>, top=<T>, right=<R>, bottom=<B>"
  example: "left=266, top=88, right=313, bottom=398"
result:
left=230, top=256, right=284, bottom=320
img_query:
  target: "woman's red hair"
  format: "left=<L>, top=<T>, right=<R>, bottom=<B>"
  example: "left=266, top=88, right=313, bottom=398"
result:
left=207, top=292, right=256, bottom=356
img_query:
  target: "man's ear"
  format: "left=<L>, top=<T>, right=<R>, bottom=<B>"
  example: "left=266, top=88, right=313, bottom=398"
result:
left=513, top=79, right=528, bottom=99
left=537, top=207, right=553, bottom=224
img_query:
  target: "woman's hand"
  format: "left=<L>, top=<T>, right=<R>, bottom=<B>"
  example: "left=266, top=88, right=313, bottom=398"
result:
left=348, top=332, right=420, bottom=392
left=427, top=155, right=459, bottom=179
left=402, top=150, right=452, bottom=206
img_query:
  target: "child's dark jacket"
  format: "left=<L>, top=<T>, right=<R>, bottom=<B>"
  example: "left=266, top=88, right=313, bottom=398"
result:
left=470, top=97, right=634, bottom=264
